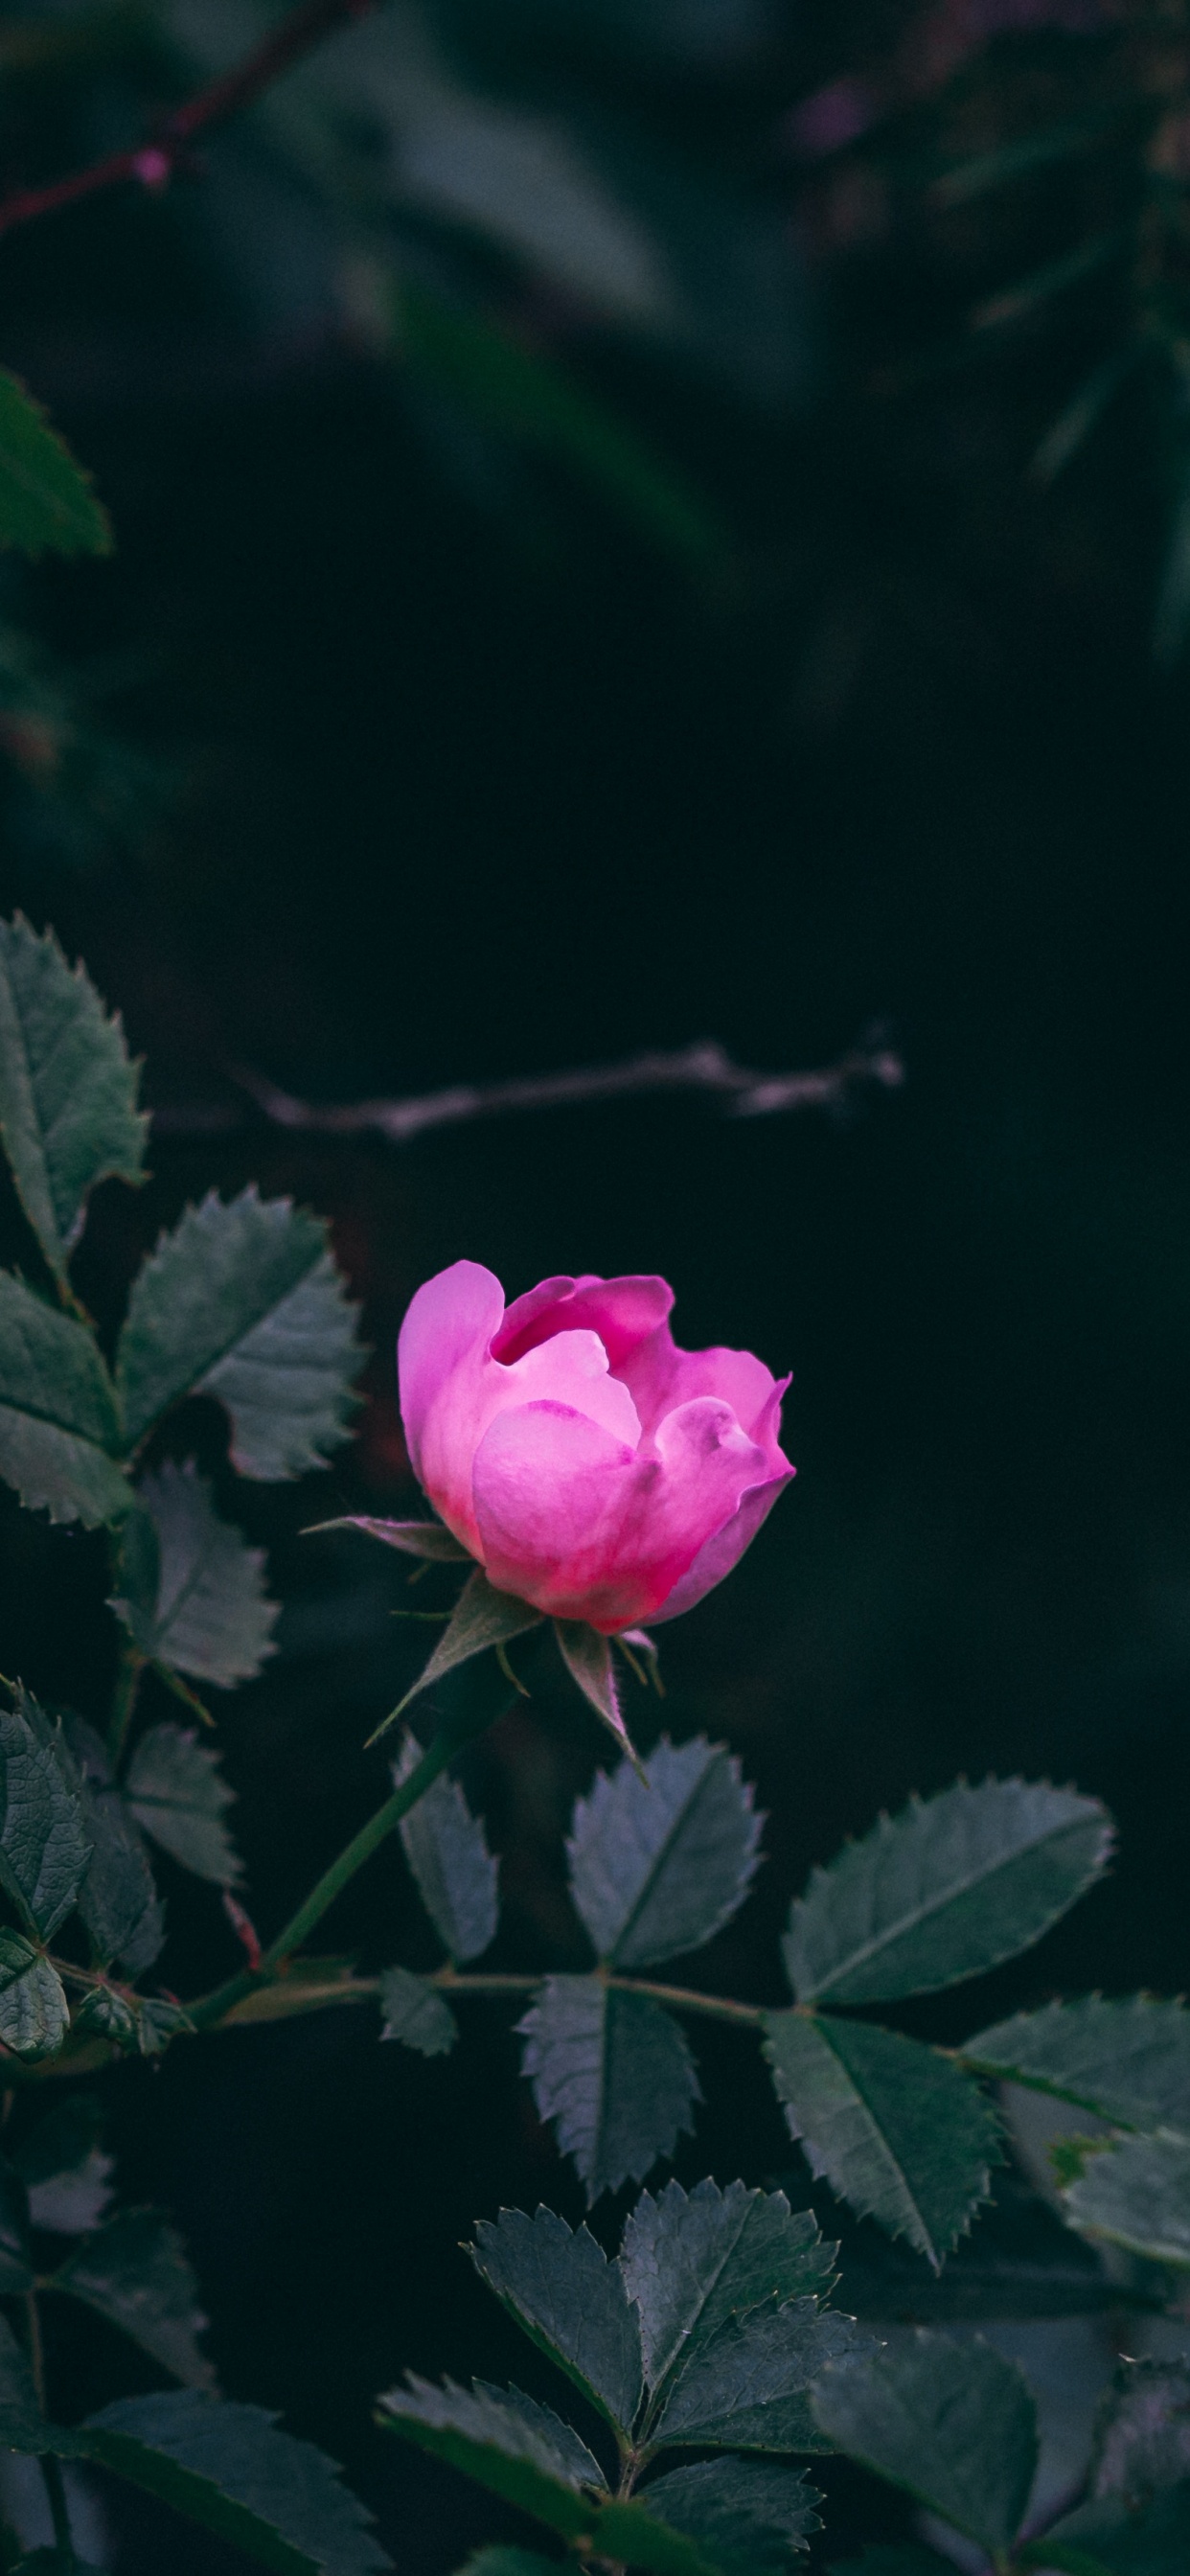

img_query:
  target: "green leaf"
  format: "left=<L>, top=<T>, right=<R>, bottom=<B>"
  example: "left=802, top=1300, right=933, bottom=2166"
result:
left=58, top=1716, right=163, bottom=1974
left=553, top=1623, right=644, bottom=1768
left=1093, top=2358, right=1190, bottom=2502
left=652, top=2299, right=874, bottom=2453
left=116, top=1188, right=364, bottom=1475
left=0, top=915, right=146, bottom=1285
left=0, top=1699, right=92, bottom=1940
left=53, top=2207, right=215, bottom=2389
left=567, top=1737, right=762, bottom=1971
left=112, top=1464, right=279, bottom=1689
left=821, top=2170, right=1116, bottom=2321
left=12, top=2093, right=112, bottom=2235
left=395, top=1730, right=498, bottom=1963
left=0, top=2164, right=33, bottom=2293
left=620, top=2179, right=837, bottom=2394
left=0, top=373, right=111, bottom=559
left=452, top=2555, right=561, bottom=2576
left=1024, top=2485, right=1190, bottom=2574
left=811, top=2329, right=1038, bottom=2561
left=0, top=2310, right=68, bottom=2450
left=136, top=1996, right=192, bottom=2054
left=82, top=2390, right=390, bottom=2574
left=71, top=1986, right=140, bottom=2051
left=785, top=1779, right=1111, bottom=2006
left=0, top=1272, right=129, bottom=1528
left=518, top=1976, right=699, bottom=2203
left=474, top=2384, right=606, bottom=2490
left=963, top=1997, right=1190, bottom=2133
left=634, top=2458, right=821, bottom=2575
left=125, top=1720, right=241, bottom=1887
left=763, top=2012, right=999, bottom=2267
left=469, top=2204, right=643, bottom=2435
left=0, top=1932, right=67, bottom=2062
left=308, top=1516, right=469, bottom=1561
left=377, top=1570, right=541, bottom=1736
left=378, top=1966, right=457, bottom=2057
left=377, top=2376, right=599, bottom=2539
left=1063, top=2134, right=1190, bottom=2267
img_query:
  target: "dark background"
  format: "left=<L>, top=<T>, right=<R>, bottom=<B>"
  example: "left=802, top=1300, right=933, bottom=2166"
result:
left=0, top=0, right=1188, bottom=2564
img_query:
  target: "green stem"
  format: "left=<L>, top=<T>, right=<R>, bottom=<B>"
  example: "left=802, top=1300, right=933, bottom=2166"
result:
left=434, top=1968, right=764, bottom=2028
left=41, top=2452, right=74, bottom=2570
left=107, top=1640, right=145, bottom=1769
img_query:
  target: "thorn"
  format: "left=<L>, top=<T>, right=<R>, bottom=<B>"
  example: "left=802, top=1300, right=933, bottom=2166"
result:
left=221, top=1892, right=262, bottom=1970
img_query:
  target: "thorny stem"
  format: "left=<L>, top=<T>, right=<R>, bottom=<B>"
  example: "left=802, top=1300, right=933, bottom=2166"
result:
left=106, top=1639, right=145, bottom=1769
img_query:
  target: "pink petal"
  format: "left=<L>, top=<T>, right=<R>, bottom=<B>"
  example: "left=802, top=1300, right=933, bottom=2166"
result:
left=493, top=1273, right=674, bottom=1370
left=622, top=1327, right=786, bottom=1442
left=647, top=1465, right=795, bottom=1624
left=398, top=1258, right=504, bottom=1519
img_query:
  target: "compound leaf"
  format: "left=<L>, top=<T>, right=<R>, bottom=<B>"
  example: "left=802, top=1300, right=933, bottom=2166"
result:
left=0, top=1931, right=67, bottom=2062
left=395, top=1731, right=498, bottom=1964
left=378, top=1966, right=457, bottom=2058
left=112, top=1464, right=279, bottom=1689
left=82, top=2390, right=389, bottom=2574
left=377, top=2376, right=598, bottom=2539
left=116, top=1188, right=363, bottom=1476
left=469, top=2204, right=642, bottom=2434
left=1063, top=2134, right=1190, bottom=2267
left=379, top=1571, right=541, bottom=1736
left=811, top=2330, right=1038, bottom=2561
left=518, top=1976, right=699, bottom=2204
left=785, top=1780, right=1112, bottom=2007
left=620, top=2179, right=836, bottom=2394
left=964, top=1997, right=1190, bottom=2134
left=0, top=915, right=146, bottom=1284
left=54, top=2208, right=215, bottom=2389
left=567, top=1737, right=762, bottom=1970
left=652, top=2299, right=874, bottom=2452
left=0, top=1273, right=128, bottom=1528
left=126, top=1720, right=241, bottom=1888
left=0, top=1700, right=91, bottom=1940
left=634, top=2457, right=821, bottom=2575
left=0, top=374, right=111, bottom=560
left=764, top=2012, right=999, bottom=2268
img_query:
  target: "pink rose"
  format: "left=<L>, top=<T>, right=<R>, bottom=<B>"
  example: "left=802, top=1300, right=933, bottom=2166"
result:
left=398, top=1262, right=793, bottom=1633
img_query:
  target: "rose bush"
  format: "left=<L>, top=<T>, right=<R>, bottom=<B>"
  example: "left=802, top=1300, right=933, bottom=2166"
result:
left=398, top=1260, right=794, bottom=1630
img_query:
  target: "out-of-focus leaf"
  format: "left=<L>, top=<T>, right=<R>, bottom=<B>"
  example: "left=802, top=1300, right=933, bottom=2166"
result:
left=518, top=1975, right=699, bottom=2202
left=308, top=1515, right=469, bottom=1560
left=0, top=373, right=111, bottom=560
left=13, top=2094, right=112, bottom=2236
left=1063, top=2134, right=1190, bottom=2266
left=82, top=2389, right=390, bottom=2573
left=112, top=1464, right=279, bottom=1689
left=567, top=1736, right=761, bottom=1968
left=619, top=2179, right=836, bottom=2393
left=0, top=1698, right=92, bottom=1940
left=1030, top=2483, right=1190, bottom=2572
left=812, top=2330, right=1038, bottom=2561
left=54, top=2208, right=215, bottom=2389
left=652, top=2298, right=874, bottom=2452
left=126, top=1720, right=241, bottom=1888
left=634, top=2457, right=821, bottom=2575
left=0, top=914, right=146, bottom=1285
left=0, top=1273, right=128, bottom=1527
left=0, top=2165, right=33, bottom=2293
left=1093, top=2357, right=1190, bottom=2502
left=826, top=2551, right=951, bottom=2573
left=1031, top=345, right=1141, bottom=485
left=0, top=1931, right=68, bottom=2062
left=1155, top=464, right=1190, bottom=670
left=964, top=1996, right=1190, bottom=2133
left=814, top=2170, right=1116, bottom=2321
left=0, top=2311, right=70, bottom=2451
left=469, top=2204, right=642, bottom=2434
left=394, top=1730, right=498, bottom=1963
left=971, top=230, right=1124, bottom=334
left=378, top=1966, right=457, bottom=2057
left=116, top=1187, right=363, bottom=1476
left=933, top=105, right=1128, bottom=206
left=451, top=2554, right=561, bottom=2576
left=376, top=1570, right=541, bottom=1737
left=764, top=2012, right=999, bottom=2267
left=784, top=1780, right=1111, bottom=2006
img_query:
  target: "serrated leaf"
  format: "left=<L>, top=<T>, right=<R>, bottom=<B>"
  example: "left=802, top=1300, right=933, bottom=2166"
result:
left=785, top=1779, right=1111, bottom=2007
left=0, top=1272, right=129, bottom=1528
left=652, top=2298, right=874, bottom=2452
left=0, top=1931, right=67, bottom=2062
left=1063, top=2134, right=1190, bottom=2267
left=1033, top=2483, right=1190, bottom=2573
left=811, top=2330, right=1038, bottom=2561
left=112, top=1464, right=279, bottom=1689
left=377, top=2376, right=598, bottom=2537
left=0, top=373, right=111, bottom=559
left=82, top=2390, right=389, bottom=2574
left=620, top=2179, right=836, bottom=2394
left=764, top=2012, right=999, bottom=2267
left=0, top=916, right=146, bottom=1284
left=554, top=1623, right=643, bottom=1767
left=136, top=1996, right=192, bottom=2054
left=474, top=2384, right=606, bottom=2490
left=636, top=2458, right=821, bottom=2575
left=309, top=1516, right=469, bottom=1560
left=567, top=1737, right=762, bottom=1971
left=1093, top=2358, right=1190, bottom=2502
left=0, top=1700, right=91, bottom=1939
left=126, top=1720, right=241, bottom=1887
left=820, top=2170, right=1114, bottom=2322
left=116, top=1188, right=363, bottom=1476
left=71, top=1986, right=140, bottom=2051
left=54, top=2207, right=215, bottom=2389
left=378, top=1966, right=457, bottom=2057
left=57, top=1718, right=163, bottom=1975
left=518, top=1976, right=699, bottom=2203
left=964, top=1997, right=1190, bottom=2134
left=469, top=2204, right=642, bottom=2434
left=395, top=1731, right=498, bottom=1963
left=378, top=1570, right=541, bottom=1736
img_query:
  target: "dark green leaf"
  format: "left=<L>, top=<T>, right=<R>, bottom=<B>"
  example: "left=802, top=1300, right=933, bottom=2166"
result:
left=126, top=1720, right=241, bottom=1888
left=378, top=1571, right=541, bottom=1736
left=818, top=2170, right=1116, bottom=2322
left=308, top=1516, right=469, bottom=1561
left=112, top=1464, right=279, bottom=1689
left=811, top=2329, right=1038, bottom=2560
left=135, top=1997, right=192, bottom=2054
left=964, top=1998, right=1190, bottom=2134
left=553, top=1623, right=643, bottom=1767
left=635, top=2457, right=821, bottom=2575
left=785, top=1779, right=1111, bottom=2007
left=452, top=2555, right=561, bottom=2576
left=395, top=1730, right=498, bottom=1963
left=0, top=915, right=146, bottom=1284
left=1063, top=2134, right=1190, bottom=2267
left=377, top=2375, right=598, bottom=2539
left=518, top=1976, right=699, bottom=2204
left=82, top=2390, right=390, bottom=2574
left=0, top=2164, right=33, bottom=2292
left=0, top=2310, right=68, bottom=2451
left=567, top=1737, right=762, bottom=1970
left=71, top=1986, right=139, bottom=2049
left=54, top=2208, right=215, bottom=2389
left=764, top=2012, right=999, bottom=2267
left=473, top=2384, right=606, bottom=2489
left=652, top=2299, right=874, bottom=2452
left=0, top=372, right=111, bottom=559
left=0, top=1700, right=91, bottom=1939
left=116, top=1187, right=363, bottom=1475
left=58, top=1721, right=163, bottom=1975
left=0, top=1273, right=129, bottom=1528
left=378, top=1966, right=457, bottom=2057
left=621, top=2179, right=837, bottom=2394
left=1093, top=2358, right=1190, bottom=2503
left=0, top=1932, right=67, bottom=2062
left=469, top=2204, right=643, bottom=2434
left=1032, top=2484, right=1190, bottom=2574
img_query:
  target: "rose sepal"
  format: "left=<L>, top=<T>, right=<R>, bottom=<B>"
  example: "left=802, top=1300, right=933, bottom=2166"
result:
left=367, top=1568, right=543, bottom=1744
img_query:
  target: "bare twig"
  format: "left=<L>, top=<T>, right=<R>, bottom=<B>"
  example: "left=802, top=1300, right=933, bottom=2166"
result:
left=150, top=1035, right=904, bottom=1143
left=0, top=0, right=380, bottom=240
